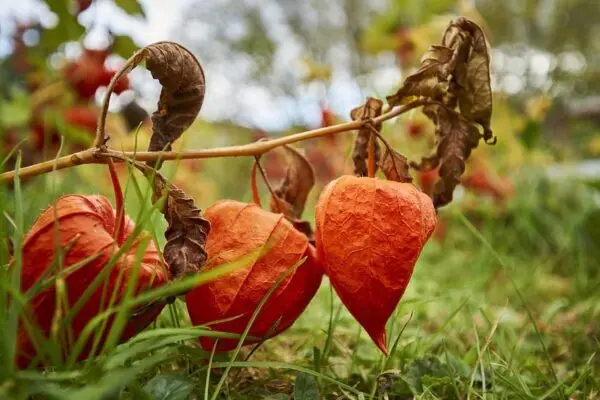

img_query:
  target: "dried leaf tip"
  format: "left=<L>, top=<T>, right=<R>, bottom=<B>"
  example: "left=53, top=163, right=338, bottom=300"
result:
left=268, top=145, right=316, bottom=241
left=150, top=173, right=210, bottom=280
left=385, top=17, right=495, bottom=208
left=351, top=97, right=383, bottom=177
left=380, top=148, right=412, bottom=183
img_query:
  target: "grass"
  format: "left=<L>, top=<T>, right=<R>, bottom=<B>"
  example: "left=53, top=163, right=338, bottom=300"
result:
left=0, top=156, right=599, bottom=399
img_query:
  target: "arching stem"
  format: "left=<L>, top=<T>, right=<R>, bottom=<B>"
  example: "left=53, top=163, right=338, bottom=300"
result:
left=250, top=157, right=262, bottom=207
left=107, top=157, right=126, bottom=245
left=254, top=157, right=287, bottom=213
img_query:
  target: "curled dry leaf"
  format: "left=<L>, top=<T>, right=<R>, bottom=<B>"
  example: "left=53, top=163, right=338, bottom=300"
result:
left=379, top=148, right=413, bottom=183
left=150, top=173, right=210, bottom=280
left=386, top=45, right=454, bottom=107
left=144, top=42, right=206, bottom=158
left=414, top=104, right=482, bottom=208
left=350, top=97, right=383, bottom=177
left=269, top=145, right=316, bottom=240
left=104, top=41, right=205, bottom=166
left=443, top=18, right=494, bottom=142
left=386, top=17, right=494, bottom=141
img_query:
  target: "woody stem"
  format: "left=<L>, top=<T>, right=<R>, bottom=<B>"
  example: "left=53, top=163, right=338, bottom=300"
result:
left=94, top=47, right=147, bottom=148
left=0, top=99, right=430, bottom=184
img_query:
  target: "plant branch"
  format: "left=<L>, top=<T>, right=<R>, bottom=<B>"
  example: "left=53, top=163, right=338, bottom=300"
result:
left=1, top=99, right=429, bottom=184
left=95, top=47, right=147, bottom=147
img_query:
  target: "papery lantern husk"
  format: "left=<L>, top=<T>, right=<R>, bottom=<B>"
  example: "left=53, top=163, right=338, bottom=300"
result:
left=186, top=200, right=323, bottom=352
left=16, top=195, right=170, bottom=368
left=315, top=175, right=436, bottom=354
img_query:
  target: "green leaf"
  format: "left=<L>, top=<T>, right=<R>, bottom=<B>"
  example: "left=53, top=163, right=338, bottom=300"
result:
left=112, top=35, right=140, bottom=59
left=445, top=353, right=471, bottom=378
left=294, top=373, right=320, bottom=400
left=421, top=375, right=458, bottom=398
left=402, top=355, right=453, bottom=394
left=143, top=374, right=195, bottom=400
left=128, top=383, right=153, bottom=400
left=114, top=0, right=145, bottom=17
left=389, top=377, right=413, bottom=397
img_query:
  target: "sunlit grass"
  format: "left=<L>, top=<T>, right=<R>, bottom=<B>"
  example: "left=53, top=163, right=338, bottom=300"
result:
left=0, top=156, right=599, bottom=399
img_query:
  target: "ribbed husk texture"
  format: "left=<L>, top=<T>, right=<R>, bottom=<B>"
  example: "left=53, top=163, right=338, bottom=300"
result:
left=186, top=200, right=323, bottom=351
left=315, top=176, right=436, bottom=354
left=17, top=195, right=170, bottom=367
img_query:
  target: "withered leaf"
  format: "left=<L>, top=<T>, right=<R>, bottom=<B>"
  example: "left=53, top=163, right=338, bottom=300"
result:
left=144, top=42, right=206, bottom=160
left=269, top=145, right=316, bottom=241
left=379, top=148, right=413, bottom=183
left=385, top=18, right=494, bottom=143
left=111, top=42, right=205, bottom=167
left=421, top=104, right=482, bottom=208
left=270, top=145, right=315, bottom=219
left=386, top=45, right=454, bottom=107
left=150, top=173, right=210, bottom=280
left=350, top=97, right=383, bottom=177
left=443, top=18, right=494, bottom=142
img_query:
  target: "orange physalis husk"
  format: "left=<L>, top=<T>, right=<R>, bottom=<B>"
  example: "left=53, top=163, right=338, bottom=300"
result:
left=315, top=175, right=436, bottom=354
left=16, top=195, right=170, bottom=368
left=186, top=200, right=323, bottom=352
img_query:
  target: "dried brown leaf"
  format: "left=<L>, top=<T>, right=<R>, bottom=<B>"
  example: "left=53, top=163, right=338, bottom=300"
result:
left=104, top=42, right=204, bottom=154
left=116, top=41, right=205, bottom=169
left=444, top=18, right=494, bottom=142
left=269, top=145, right=315, bottom=219
left=385, top=18, right=494, bottom=143
left=421, top=104, right=482, bottom=208
left=351, top=97, right=383, bottom=177
left=269, top=145, right=316, bottom=242
left=379, top=148, right=413, bottom=183
left=151, top=174, right=210, bottom=279
left=386, top=45, right=454, bottom=107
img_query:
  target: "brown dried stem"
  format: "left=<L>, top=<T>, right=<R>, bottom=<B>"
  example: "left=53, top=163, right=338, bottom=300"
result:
left=1, top=99, right=429, bottom=183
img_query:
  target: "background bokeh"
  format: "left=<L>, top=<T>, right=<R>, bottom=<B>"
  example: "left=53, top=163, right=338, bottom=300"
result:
left=1, top=0, right=599, bottom=398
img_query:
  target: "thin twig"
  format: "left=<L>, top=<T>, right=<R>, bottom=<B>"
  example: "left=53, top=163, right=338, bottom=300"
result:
left=253, top=157, right=287, bottom=213
left=250, top=156, right=262, bottom=207
left=94, top=48, right=146, bottom=147
left=0, top=100, right=429, bottom=184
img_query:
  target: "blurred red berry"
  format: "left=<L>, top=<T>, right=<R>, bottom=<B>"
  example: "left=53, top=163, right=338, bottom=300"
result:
left=64, top=48, right=129, bottom=100
left=417, top=169, right=439, bottom=196
left=462, top=167, right=514, bottom=202
left=394, top=27, right=416, bottom=70
left=406, top=121, right=424, bottom=138
left=320, top=107, right=338, bottom=144
left=320, top=107, right=337, bottom=128
left=432, top=217, right=448, bottom=242
left=32, top=124, right=59, bottom=151
left=76, top=0, right=93, bottom=13
left=63, top=106, right=98, bottom=133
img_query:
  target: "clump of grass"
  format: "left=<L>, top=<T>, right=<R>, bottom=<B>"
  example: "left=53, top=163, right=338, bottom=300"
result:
left=1, top=159, right=599, bottom=399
